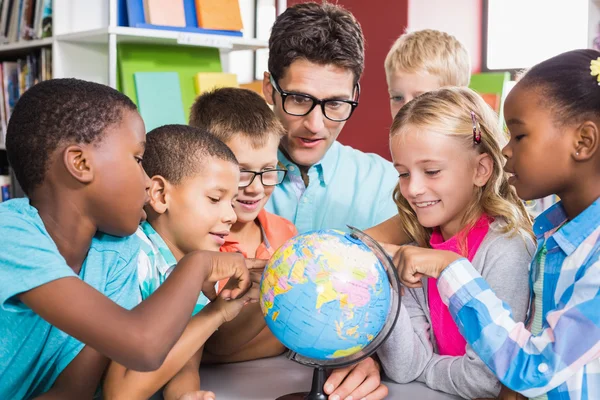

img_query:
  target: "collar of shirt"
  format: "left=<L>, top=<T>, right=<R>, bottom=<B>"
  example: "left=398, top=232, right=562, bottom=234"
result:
left=221, top=209, right=273, bottom=259
left=277, top=141, right=341, bottom=187
left=534, top=196, right=600, bottom=256
left=139, top=220, right=177, bottom=275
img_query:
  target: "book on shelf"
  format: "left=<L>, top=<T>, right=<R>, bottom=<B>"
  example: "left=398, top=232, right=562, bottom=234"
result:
left=195, top=0, right=243, bottom=31
left=194, top=72, right=238, bottom=95
left=122, top=0, right=243, bottom=37
left=0, top=0, right=52, bottom=43
left=0, top=48, right=50, bottom=145
left=143, top=0, right=186, bottom=27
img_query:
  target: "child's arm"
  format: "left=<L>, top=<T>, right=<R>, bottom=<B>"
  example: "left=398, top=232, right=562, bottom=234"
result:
left=33, top=346, right=108, bottom=400
left=380, top=235, right=531, bottom=399
left=397, top=245, right=600, bottom=398
left=365, top=214, right=410, bottom=245
left=18, top=250, right=258, bottom=372
left=204, top=303, right=268, bottom=357
left=102, top=285, right=256, bottom=400
left=162, top=348, right=203, bottom=400
left=204, top=323, right=286, bottom=363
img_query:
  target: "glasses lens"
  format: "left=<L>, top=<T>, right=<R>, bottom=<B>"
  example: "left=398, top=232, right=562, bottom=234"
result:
left=323, top=100, right=353, bottom=121
left=239, top=171, right=255, bottom=188
left=261, top=169, right=286, bottom=186
left=283, top=94, right=315, bottom=116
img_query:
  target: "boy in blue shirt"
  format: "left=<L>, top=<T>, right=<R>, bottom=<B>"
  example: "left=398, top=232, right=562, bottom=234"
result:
left=0, top=79, right=257, bottom=399
left=103, top=125, right=253, bottom=400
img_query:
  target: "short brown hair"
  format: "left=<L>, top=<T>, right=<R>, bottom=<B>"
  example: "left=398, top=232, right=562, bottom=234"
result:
left=268, top=2, right=364, bottom=84
left=189, top=87, right=284, bottom=148
left=384, top=29, right=470, bottom=87
left=144, top=124, right=238, bottom=185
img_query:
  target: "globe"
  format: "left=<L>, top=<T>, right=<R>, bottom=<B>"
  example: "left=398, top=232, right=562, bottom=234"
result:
left=259, top=227, right=401, bottom=400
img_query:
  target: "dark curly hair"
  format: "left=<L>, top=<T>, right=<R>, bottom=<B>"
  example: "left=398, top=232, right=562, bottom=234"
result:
left=6, top=78, right=137, bottom=195
left=143, top=124, right=238, bottom=185
left=268, top=2, right=365, bottom=84
left=518, top=49, right=600, bottom=125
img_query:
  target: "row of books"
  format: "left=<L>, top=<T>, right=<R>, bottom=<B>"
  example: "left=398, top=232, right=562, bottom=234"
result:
left=0, top=0, right=52, bottom=43
left=0, top=48, right=51, bottom=149
left=122, top=0, right=243, bottom=36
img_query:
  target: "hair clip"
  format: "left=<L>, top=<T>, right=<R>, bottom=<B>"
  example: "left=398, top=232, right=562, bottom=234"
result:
left=590, top=57, right=600, bottom=85
left=470, top=111, right=481, bottom=144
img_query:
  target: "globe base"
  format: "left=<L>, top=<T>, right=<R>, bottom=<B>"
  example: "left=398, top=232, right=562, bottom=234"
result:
left=276, top=367, right=327, bottom=400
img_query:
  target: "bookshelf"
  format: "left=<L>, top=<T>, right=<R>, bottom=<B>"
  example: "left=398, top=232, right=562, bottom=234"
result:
left=0, top=0, right=271, bottom=200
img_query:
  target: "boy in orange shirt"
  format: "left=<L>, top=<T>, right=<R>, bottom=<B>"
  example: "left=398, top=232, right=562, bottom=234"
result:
left=190, top=87, right=297, bottom=362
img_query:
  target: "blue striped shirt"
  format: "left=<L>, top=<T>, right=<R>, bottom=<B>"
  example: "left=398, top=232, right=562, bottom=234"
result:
left=437, top=198, right=600, bottom=399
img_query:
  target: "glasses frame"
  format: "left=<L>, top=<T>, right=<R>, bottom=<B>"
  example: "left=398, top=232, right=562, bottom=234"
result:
left=238, top=168, right=288, bottom=188
left=269, top=73, right=360, bottom=122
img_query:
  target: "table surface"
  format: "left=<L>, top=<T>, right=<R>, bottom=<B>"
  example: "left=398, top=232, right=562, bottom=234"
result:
left=194, top=355, right=461, bottom=400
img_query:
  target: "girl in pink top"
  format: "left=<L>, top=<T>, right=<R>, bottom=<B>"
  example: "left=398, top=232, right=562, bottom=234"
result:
left=377, top=87, right=535, bottom=399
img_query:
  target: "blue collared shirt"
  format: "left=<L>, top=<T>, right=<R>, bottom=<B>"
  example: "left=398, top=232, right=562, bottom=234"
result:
left=437, top=197, right=600, bottom=399
left=265, top=141, right=399, bottom=233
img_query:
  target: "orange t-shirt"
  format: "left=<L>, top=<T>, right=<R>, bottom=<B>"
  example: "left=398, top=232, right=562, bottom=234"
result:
left=219, top=209, right=298, bottom=289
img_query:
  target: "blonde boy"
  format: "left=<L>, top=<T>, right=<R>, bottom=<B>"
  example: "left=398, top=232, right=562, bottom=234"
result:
left=385, top=29, right=471, bottom=118
left=190, top=87, right=296, bottom=363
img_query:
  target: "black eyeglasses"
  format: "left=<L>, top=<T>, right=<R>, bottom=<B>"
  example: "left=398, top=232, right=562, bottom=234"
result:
left=269, top=73, right=359, bottom=122
left=239, top=168, right=287, bottom=188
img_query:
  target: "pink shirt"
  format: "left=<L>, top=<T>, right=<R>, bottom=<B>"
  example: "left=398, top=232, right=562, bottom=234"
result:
left=427, top=215, right=492, bottom=356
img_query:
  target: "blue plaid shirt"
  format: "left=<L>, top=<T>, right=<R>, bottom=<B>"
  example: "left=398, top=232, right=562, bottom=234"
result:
left=437, top=198, right=600, bottom=399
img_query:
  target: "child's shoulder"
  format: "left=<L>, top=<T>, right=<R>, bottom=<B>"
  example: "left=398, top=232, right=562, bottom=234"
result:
left=259, top=210, right=298, bottom=244
left=476, top=218, right=536, bottom=267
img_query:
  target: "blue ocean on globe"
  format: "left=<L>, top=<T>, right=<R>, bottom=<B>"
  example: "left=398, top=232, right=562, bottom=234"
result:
left=260, top=229, right=391, bottom=361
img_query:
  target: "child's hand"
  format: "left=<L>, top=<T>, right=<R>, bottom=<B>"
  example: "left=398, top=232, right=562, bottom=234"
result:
left=177, top=390, right=216, bottom=400
left=213, top=279, right=260, bottom=323
left=393, top=246, right=461, bottom=288
left=199, top=253, right=265, bottom=301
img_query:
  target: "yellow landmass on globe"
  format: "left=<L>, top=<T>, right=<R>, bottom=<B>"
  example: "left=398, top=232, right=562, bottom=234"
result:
left=335, top=320, right=345, bottom=340
left=351, top=268, right=368, bottom=281
left=346, top=325, right=358, bottom=337
left=316, top=280, right=339, bottom=309
left=272, top=311, right=280, bottom=321
left=331, top=345, right=364, bottom=358
left=367, top=334, right=374, bottom=341
left=290, top=260, right=307, bottom=283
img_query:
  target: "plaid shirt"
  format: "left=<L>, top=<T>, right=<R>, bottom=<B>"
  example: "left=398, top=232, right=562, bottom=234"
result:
left=437, top=198, right=600, bottom=400
left=136, top=221, right=210, bottom=315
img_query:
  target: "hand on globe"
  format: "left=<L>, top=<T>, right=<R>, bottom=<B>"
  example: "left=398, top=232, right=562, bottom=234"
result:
left=196, top=252, right=263, bottom=301
left=213, top=280, right=259, bottom=323
left=392, top=246, right=461, bottom=288
left=177, top=390, right=215, bottom=400
left=324, top=356, right=388, bottom=400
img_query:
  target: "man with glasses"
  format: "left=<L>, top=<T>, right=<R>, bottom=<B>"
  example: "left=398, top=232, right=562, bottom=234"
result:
left=262, top=2, right=398, bottom=235
left=261, top=3, right=396, bottom=400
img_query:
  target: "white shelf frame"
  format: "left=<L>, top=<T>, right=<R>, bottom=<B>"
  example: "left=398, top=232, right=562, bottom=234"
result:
left=48, top=0, right=268, bottom=88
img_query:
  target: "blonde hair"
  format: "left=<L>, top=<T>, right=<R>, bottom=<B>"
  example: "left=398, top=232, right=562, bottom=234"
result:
left=384, top=29, right=471, bottom=87
left=390, top=87, right=533, bottom=251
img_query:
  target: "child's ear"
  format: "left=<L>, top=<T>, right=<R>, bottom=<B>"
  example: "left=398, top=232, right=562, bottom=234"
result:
left=473, top=153, right=494, bottom=187
left=573, top=121, right=599, bottom=161
left=63, top=145, right=93, bottom=184
left=147, top=176, right=169, bottom=214
left=262, top=71, right=274, bottom=106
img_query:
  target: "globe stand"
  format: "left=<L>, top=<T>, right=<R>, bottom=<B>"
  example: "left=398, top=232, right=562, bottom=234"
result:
left=276, top=367, right=327, bottom=400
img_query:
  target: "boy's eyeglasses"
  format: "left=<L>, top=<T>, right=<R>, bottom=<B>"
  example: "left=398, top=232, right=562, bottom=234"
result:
left=239, top=168, right=287, bottom=188
left=269, top=73, right=359, bottom=122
